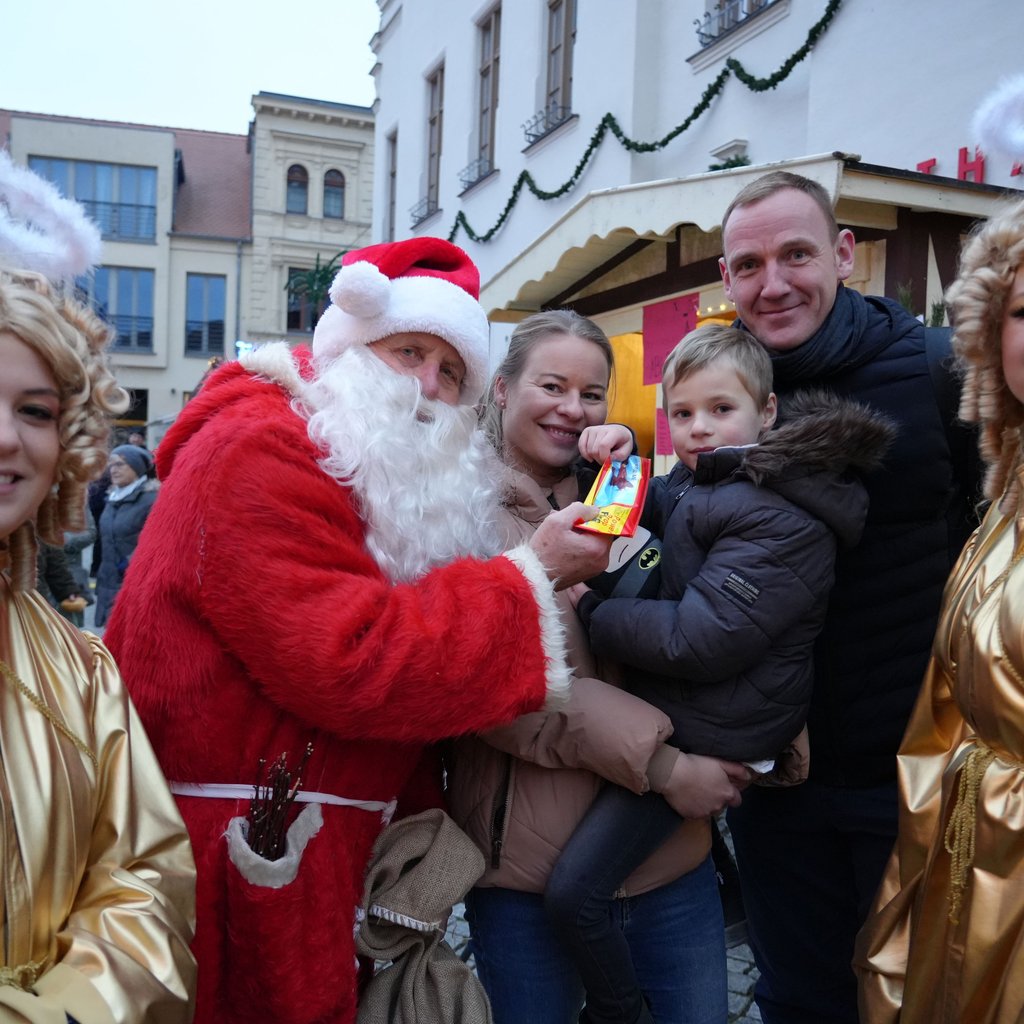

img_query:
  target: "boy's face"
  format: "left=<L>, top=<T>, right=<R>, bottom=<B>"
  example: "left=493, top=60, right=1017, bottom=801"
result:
left=666, top=361, right=777, bottom=472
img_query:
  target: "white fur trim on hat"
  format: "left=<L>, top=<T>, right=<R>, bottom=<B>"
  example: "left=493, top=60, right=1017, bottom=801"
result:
left=312, top=262, right=490, bottom=405
left=239, top=341, right=306, bottom=398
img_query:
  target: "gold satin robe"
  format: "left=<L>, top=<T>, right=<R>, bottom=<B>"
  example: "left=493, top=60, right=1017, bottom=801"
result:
left=857, top=489, right=1024, bottom=1023
left=0, top=577, right=196, bottom=1023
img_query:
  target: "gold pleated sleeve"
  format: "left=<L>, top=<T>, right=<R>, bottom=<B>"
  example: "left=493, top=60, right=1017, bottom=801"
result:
left=0, top=583, right=196, bottom=1023
left=857, top=495, right=1024, bottom=1024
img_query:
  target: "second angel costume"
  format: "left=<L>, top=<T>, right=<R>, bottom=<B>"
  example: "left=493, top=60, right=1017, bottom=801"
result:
left=857, top=483, right=1024, bottom=1023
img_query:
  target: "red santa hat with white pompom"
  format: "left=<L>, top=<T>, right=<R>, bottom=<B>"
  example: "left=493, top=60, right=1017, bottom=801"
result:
left=312, top=237, right=490, bottom=404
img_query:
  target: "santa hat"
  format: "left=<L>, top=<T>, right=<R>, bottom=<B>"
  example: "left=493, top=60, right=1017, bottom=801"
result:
left=312, top=237, right=490, bottom=404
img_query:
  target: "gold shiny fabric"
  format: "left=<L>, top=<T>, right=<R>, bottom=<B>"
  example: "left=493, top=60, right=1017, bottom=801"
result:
left=0, top=575, right=196, bottom=1023
left=857, top=484, right=1024, bottom=1023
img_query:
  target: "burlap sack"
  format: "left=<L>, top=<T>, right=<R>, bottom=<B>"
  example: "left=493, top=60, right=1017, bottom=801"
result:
left=356, top=808, right=492, bottom=1024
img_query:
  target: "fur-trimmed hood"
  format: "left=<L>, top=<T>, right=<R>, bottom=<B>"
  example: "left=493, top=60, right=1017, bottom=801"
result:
left=692, top=389, right=897, bottom=547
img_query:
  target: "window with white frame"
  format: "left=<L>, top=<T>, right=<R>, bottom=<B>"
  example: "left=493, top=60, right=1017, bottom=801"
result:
left=427, top=64, right=445, bottom=211
left=478, top=7, right=500, bottom=173
left=30, top=157, right=156, bottom=242
left=386, top=132, right=398, bottom=241
left=546, top=0, right=575, bottom=116
left=77, top=266, right=155, bottom=352
left=323, top=169, right=345, bottom=219
left=286, top=164, right=309, bottom=215
left=185, top=273, right=226, bottom=358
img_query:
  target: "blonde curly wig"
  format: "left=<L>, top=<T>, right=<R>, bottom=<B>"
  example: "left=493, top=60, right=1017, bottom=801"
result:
left=947, top=197, right=1024, bottom=503
left=0, top=268, right=129, bottom=590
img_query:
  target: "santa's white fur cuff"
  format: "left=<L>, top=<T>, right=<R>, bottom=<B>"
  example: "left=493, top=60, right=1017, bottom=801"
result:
left=504, top=544, right=572, bottom=707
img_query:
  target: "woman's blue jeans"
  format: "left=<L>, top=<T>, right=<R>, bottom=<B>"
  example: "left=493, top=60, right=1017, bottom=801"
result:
left=464, top=855, right=726, bottom=1024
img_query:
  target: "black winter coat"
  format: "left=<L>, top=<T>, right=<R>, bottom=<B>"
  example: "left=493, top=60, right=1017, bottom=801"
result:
left=753, top=286, right=981, bottom=785
left=587, top=391, right=894, bottom=762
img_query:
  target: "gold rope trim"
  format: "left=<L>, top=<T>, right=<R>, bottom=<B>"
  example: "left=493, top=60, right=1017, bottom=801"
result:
left=0, top=658, right=98, bottom=769
left=0, top=959, right=44, bottom=989
left=943, top=743, right=997, bottom=923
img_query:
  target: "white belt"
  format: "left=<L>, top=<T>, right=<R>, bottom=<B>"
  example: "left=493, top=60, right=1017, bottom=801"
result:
left=169, top=781, right=396, bottom=817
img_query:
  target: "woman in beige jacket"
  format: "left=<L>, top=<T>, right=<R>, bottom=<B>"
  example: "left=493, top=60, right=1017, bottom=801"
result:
left=446, top=310, right=745, bottom=1024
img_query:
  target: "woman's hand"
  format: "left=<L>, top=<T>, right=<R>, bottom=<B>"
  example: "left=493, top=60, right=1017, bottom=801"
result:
left=579, top=424, right=634, bottom=464
left=660, top=752, right=751, bottom=819
left=563, top=582, right=591, bottom=609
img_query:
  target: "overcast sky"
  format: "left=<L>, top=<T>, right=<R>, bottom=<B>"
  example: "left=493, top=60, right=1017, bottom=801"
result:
left=2, top=0, right=380, bottom=134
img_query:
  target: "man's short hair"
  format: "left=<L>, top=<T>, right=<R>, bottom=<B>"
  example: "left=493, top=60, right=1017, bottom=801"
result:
left=722, top=171, right=839, bottom=242
left=661, top=324, right=774, bottom=412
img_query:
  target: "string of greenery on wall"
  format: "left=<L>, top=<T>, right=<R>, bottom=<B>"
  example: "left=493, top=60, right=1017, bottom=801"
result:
left=447, top=0, right=843, bottom=246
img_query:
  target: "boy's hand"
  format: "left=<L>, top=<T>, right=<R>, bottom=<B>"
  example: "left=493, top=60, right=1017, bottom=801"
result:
left=660, top=752, right=751, bottom=818
left=579, top=423, right=633, bottom=464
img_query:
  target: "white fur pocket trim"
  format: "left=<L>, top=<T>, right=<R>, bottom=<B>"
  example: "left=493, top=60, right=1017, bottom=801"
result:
left=225, top=803, right=324, bottom=888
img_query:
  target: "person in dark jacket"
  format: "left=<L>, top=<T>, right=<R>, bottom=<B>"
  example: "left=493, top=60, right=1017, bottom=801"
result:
left=94, top=443, right=158, bottom=627
left=717, top=171, right=981, bottom=1024
left=546, top=325, right=893, bottom=1024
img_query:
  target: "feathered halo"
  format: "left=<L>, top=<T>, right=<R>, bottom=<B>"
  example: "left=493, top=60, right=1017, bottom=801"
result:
left=0, top=149, right=102, bottom=282
left=972, top=74, right=1024, bottom=163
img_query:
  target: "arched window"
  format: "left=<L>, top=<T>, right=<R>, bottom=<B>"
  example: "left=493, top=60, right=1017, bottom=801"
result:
left=323, top=169, right=345, bottom=220
left=286, top=164, right=308, bottom=215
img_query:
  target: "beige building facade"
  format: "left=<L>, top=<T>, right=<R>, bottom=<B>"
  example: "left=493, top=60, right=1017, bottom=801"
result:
left=247, top=92, right=375, bottom=345
left=1, top=92, right=374, bottom=446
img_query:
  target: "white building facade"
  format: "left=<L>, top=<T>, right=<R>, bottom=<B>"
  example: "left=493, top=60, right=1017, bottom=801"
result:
left=369, top=0, right=1024, bottom=455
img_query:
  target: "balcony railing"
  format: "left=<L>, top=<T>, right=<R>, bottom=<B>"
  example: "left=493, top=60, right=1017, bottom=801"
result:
left=108, top=314, right=154, bottom=352
left=409, top=196, right=440, bottom=228
left=79, top=199, right=156, bottom=242
left=694, top=0, right=771, bottom=47
left=458, top=156, right=493, bottom=191
left=185, top=318, right=225, bottom=357
left=522, top=104, right=573, bottom=146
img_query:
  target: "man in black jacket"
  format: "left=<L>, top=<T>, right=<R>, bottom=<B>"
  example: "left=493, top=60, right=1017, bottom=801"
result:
left=719, top=171, right=979, bottom=1024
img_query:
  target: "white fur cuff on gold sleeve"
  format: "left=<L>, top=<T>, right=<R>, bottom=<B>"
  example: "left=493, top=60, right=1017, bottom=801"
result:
left=504, top=544, right=572, bottom=708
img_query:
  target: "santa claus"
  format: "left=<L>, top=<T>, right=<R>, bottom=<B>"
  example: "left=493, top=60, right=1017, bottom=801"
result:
left=104, top=237, right=611, bottom=1024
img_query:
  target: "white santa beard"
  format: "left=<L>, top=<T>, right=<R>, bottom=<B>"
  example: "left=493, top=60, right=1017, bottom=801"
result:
left=302, top=345, right=507, bottom=582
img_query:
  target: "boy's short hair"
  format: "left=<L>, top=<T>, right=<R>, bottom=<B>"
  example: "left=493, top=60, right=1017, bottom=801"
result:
left=661, top=324, right=773, bottom=413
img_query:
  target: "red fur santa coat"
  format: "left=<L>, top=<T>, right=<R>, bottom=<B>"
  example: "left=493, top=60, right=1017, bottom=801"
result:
left=104, top=350, right=565, bottom=1024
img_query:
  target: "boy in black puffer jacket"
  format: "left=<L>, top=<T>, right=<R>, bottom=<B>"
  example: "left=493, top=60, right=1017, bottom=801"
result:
left=546, top=324, right=895, bottom=1024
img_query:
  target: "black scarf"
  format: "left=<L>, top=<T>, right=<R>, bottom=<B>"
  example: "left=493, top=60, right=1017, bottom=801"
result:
left=739, top=286, right=917, bottom=391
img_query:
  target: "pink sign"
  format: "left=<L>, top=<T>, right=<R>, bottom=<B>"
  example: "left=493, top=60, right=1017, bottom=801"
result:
left=655, top=408, right=674, bottom=456
left=642, top=293, right=700, bottom=385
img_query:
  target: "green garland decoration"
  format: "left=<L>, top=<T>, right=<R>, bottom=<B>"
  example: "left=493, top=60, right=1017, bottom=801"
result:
left=447, top=0, right=842, bottom=245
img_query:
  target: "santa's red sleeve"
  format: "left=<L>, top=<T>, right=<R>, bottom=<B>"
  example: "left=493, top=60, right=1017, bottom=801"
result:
left=118, top=368, right=569, bottom=746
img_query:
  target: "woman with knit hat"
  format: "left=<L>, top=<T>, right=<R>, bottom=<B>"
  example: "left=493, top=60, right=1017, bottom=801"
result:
left=93, top=442, right=158, bottom=627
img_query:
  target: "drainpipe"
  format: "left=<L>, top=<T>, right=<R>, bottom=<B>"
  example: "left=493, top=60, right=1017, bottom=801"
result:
left=235, top=240, right=243, bottom=352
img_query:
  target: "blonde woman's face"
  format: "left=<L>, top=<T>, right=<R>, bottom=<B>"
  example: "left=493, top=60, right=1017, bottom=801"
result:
left=0, top=331, right=60, bottom=542
left=494, top=333, right=609, bottom=487
left=1002, top=266, right=1024, bottom=405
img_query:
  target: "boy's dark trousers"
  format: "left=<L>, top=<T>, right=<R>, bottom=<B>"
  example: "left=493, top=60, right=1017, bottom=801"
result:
left=544, top=785, right=680, bottom=1024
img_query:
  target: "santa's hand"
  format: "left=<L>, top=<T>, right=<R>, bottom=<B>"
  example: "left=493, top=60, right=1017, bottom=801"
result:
left=531, top=504, right=613, bottom=590
left=579, top=423, right=634, bottom=464
left=658, top=752, right=750, bottom=818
